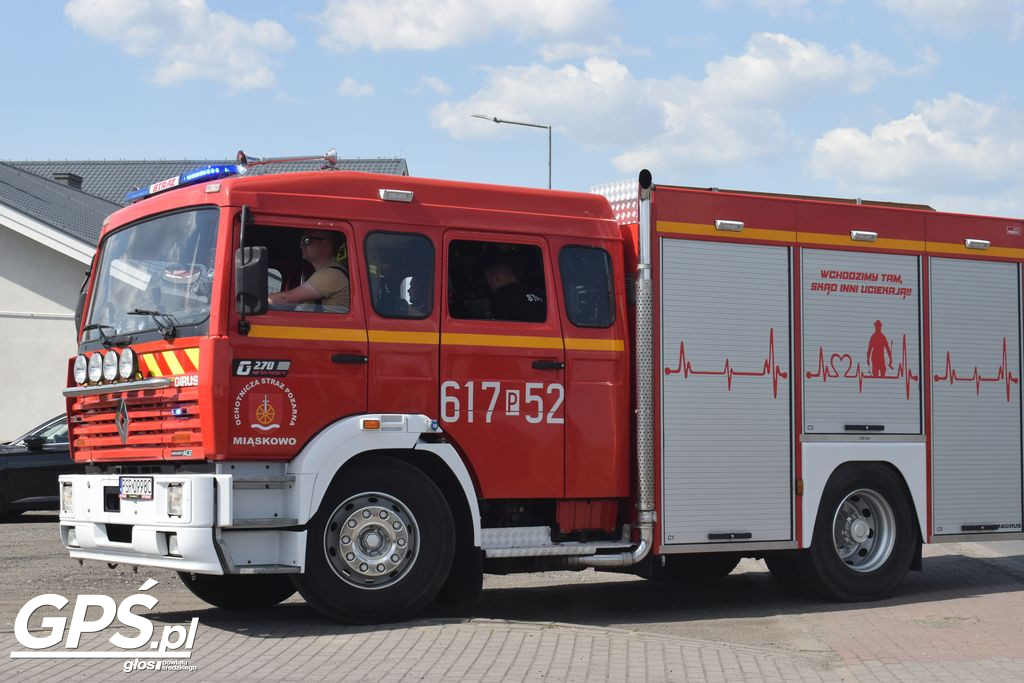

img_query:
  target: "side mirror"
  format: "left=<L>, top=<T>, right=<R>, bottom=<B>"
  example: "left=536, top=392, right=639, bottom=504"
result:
left=23, top=435, right=45, bottom=451
left=74, top=271, right=89, bottom=337
left=235, top=247, right=269, bottom=316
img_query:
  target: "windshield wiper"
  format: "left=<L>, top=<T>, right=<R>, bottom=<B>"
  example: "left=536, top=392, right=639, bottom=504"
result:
left=128, top=308, right=179, bottom=340
left=81, top=323, right=119, bottom=349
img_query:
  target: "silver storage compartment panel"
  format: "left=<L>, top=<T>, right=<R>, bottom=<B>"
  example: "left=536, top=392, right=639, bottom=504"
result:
left=931, top=257, right=1023, bottom=536
left=802, top=250, right=921, bottom=434
left=660, top=239, right=792, bottom=545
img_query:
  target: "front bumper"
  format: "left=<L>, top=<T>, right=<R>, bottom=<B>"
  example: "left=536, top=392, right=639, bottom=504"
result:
left=58, top=471, right=305, bottom=575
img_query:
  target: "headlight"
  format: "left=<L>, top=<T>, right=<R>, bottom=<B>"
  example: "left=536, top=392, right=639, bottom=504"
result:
left=167, top=483, right=184, bottom=517
left=118, top=348, right=137, bottom=380
left=61, top=482, right=74, bottom=514
left=73, top=355, right=88, bottom=384
left=87, top=352, right=104, bottom=383
left=102, top=350, right=119, bottom=381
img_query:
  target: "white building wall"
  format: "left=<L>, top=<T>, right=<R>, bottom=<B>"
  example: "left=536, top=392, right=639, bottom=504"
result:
left=0, top=228, right=88, bottom=439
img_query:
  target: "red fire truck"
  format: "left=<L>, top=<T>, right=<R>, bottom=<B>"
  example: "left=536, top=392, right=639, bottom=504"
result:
left=59, top=153, right=1024, bottom=623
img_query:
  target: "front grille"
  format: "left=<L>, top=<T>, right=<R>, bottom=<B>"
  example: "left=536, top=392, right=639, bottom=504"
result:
left=69, top=387, right=202, bottom=461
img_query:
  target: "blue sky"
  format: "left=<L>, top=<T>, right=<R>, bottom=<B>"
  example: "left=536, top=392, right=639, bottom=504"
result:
left=2, top=1, right=1023, bottom=216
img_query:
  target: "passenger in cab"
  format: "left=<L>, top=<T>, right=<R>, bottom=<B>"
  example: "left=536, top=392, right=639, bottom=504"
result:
left=268, top=230, right=349, bottom=312
left=485, top=260, right=545, bottom=322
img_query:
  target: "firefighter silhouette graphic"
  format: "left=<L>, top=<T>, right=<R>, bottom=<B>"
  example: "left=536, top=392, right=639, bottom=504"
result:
left=866, top=320, right=893, bottom=377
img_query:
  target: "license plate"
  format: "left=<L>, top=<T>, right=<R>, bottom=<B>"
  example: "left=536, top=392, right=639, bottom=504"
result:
left=119, top=476, right=154, bottom=500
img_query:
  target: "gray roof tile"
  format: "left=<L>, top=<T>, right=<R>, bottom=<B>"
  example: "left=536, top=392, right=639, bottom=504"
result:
left=8, top=157, right=409, bottom=206
left=0, top=162, right=120, bottom=246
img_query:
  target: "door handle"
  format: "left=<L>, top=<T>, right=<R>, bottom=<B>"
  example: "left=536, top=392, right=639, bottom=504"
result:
left=532, top=359, right=565, bottom=370
left=331, top=353, right=368, bottom=364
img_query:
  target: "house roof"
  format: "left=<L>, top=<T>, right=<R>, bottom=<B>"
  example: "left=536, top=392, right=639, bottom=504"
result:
left=9, top=157, right=409, bottom=206
left=0, top=161, right=120, bottom=247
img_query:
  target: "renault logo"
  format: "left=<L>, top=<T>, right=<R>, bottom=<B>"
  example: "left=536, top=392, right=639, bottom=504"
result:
left=115, top=398, right=131, bottom=445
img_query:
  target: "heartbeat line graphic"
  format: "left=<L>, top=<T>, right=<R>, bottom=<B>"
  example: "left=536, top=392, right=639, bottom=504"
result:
left=805, top=334, right=919, bottom=400
left=933, top=338, right=1019, bottom=402
left=664, top=328, right=789, bottom=398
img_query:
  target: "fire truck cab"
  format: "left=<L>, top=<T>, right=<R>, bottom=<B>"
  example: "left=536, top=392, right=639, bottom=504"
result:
left=58, top=155, right=1024, bottom=623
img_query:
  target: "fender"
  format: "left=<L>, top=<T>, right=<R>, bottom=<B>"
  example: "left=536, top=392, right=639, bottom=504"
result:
left=801, top=441, right=927, bottom=549
left=287, top=413, right=481, bottom=545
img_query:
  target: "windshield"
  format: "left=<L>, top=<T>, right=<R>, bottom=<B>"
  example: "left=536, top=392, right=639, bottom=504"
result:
left=84, top=208, right=218, bottom=343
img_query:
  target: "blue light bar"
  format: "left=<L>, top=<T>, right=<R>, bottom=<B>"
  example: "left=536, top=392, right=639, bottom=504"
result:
left=124, top=164, right=241, bottom=203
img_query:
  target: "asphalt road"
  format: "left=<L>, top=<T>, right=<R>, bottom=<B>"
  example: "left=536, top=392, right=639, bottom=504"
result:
left=2, top=512, right=1023, bottom=680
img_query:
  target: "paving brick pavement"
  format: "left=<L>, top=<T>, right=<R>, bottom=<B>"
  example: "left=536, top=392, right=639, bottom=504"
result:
left=2, top=513, right=1022, bottom=682
left=4, top=613, right=1023, bottom=681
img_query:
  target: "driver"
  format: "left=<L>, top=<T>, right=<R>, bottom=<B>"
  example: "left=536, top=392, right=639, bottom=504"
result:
left=268, top=230, right=349, bottom=312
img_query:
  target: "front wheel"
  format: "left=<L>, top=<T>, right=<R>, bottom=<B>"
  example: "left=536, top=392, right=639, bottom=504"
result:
left=177, top=572, right=296, bottom=609
left=291, top=457, right=455, bottom=623
left=803, top=464, right=917, bottom=601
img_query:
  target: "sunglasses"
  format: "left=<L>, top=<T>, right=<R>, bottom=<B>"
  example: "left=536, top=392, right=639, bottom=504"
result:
left=299, top=236, right=329, bottom=246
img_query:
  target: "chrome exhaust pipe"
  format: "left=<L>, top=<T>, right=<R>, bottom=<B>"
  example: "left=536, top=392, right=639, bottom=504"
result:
left=571, top=170, right=656, bottom=570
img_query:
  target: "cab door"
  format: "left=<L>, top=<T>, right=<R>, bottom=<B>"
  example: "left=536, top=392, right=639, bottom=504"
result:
left=441, top=233, right=565, bottom=499
left=229, top=216, right=367, bottom=457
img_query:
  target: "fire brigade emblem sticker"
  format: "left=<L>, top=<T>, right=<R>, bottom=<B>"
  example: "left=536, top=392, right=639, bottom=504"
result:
left=232, top=378, right=299, bottom=447
left=115, top=398, right=130, bottom=445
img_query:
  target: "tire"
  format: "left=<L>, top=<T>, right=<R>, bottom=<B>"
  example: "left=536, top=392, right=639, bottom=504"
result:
left=764, top=552, right=804, bottom=593
left=177, top=572, right=296, bottom=610
left=802, top=464, right=917, bottom=601
left=435, top=546, right=483, bottom=610
left=654, top=553, right=740, bottom=584
left=291, top=456, right=455, bottom=623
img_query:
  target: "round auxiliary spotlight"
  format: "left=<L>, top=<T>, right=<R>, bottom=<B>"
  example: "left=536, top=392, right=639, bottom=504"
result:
left=102, top=350, right=119, bottom=382
left=119, top=348, right=137, bottom=380
left=73, top=354, right=88, bottom=385
left=87, top=352, right=104, bottom=383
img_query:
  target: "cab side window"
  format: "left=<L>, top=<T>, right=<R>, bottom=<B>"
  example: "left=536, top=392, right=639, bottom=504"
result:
left=249, top=225, right=350, bottom=314
left=365, top=232, right=434, bottom=318
left=560, top=246, right=614, bottom=328
left=448, top=240, right=546, bottom=322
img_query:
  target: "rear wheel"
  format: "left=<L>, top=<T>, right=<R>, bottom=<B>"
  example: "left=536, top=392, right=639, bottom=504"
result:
left=764, top=553, right=803, bottom=592
left=291, top=457, right=455, bottom=623
left=802, top=464, right=917, bottom=601
left=177, top=572, right=296, bottom=609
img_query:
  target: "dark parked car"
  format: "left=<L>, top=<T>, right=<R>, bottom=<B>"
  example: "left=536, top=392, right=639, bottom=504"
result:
left=1, top=415, right=85, bottom=518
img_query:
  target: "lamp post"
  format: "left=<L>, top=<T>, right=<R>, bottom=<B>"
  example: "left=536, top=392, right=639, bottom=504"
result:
left=471, top=113, right=552, bottom=189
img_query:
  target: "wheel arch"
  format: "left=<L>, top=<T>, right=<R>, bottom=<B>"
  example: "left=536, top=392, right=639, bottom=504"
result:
left=288, top=415, right=480, bottom=546
left=801, top=442, right=926, bottom=549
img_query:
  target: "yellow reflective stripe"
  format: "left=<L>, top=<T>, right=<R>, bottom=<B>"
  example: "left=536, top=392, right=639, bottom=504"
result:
left=927, top=241, right=1024, bottom=258
left=564, top=337, right=626, bottom=352
left=658, top=220, right=928, bottom=251
left=244, top=326, right=624, bottom=352
left=162, top=351, right=185, bottom=376
left=184, top=347, right=200, bottom=371
left=367, top=330, right=438, bottom=345
left=141, top=353, right=163, bottom=377
left=248, top=325, right=368, bottom=342
left=441, top=332, right=564, bottom=350
left=658, top=221, right=796, bottom=242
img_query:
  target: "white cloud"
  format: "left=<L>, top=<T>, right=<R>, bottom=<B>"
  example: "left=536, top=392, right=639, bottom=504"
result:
left=337, top=77, right=374, bottom=97
left=537, top=36, right=650, bottom=62
left=810, top=94, right=1024, bottom=211
left=418, top=76, right=452, bottom=96
left=435, top=33, right=924, bottom=175
left=317, top=0, right=611, bottom=52
left=879, top=0, right=1024, bottom=38
left=64, top=0, right=294, bottom=89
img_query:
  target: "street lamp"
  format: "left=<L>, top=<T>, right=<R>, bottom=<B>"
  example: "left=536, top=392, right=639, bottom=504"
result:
left=471, top=113, right=552, bottom=189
